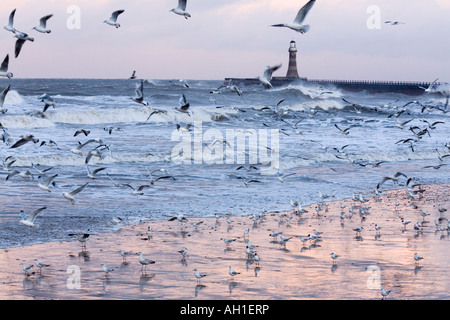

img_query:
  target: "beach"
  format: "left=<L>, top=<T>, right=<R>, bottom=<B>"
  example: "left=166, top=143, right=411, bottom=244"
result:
left=1, top=184, right=448, bottom=300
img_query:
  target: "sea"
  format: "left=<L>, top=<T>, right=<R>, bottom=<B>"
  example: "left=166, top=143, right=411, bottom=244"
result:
left=0, top=78, right=448, bottom=248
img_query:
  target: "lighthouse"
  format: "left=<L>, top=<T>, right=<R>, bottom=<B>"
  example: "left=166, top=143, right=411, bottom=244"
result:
left=286, top=41, right=299, bottom=79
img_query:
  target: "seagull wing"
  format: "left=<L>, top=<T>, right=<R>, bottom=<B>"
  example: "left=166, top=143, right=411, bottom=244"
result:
left=19, top=210, right=27, bottom=221
left=0, top=55, right=9, bottom=72
left=14, top=39, right=26, bottom=58
left=92, top=167, right=107, bottom=175
left=44, top=174, right=58, bottom=186
left=111, top=10, right=125, bottom=22
left=39, top=14, right=53, bottom=28
left=7, top=9, right=16, bottom=29
left=29, top=207, right=47, bottom=222
left=293, top=0, right=316, bottom=24
left=0, top=85, right=10, bottom=107
left=69, top=182, right=89, bottom=196
left=263, top=64, right=282, bottom=80
left=178, top=0, right=188, bottom=11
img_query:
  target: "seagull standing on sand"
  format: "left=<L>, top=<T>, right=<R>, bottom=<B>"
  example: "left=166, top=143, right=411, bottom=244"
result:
left=14, top=31, right=34, bottom=58
left=193, top=269, right=206, bottom=283
left=0, top=55, right=13, bottom=79
left=33, top=14, right=53, bottom=33
left=104, top=10, right=124, bottom=28
left=271, top=0, right=316, bottom=34
left=170, top=0, right=191, bottom=19
left=258, top=64, right=282, bottom=89
left=228, top=265, right=240, bottom=279
left=414, top=252, right=423, bottom=265
left=21, top=263, right=33, bottom=275
left=101, top=264, right=114, bottom=277
left=138, top=252, right=155, bottom=273
left=34, top=259, right=50, bottom=273
left=19, top=207, right=47, bottom=227
left=381, top=288, right=391, bottom=300
left=330, top=252, right=339, bottom=264
left=4, top=9, right=16, bottom=33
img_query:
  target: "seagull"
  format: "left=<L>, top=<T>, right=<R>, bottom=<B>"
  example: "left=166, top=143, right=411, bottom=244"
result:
left=101, top=264, right=114, bottom=277
left=375, top=224, right=382, bottom=234
left=258, top=64, right=282, bottom=89
left=178, top=247, right=188, bottom=258
left=70, top=139, right=103, bottom=156
left=120, top=250, right=134, bottom=262
left=353, top=226, right=364, bottom=235
left=334, top=124, right=351, bottom=135
left=122, top=184, right=150, bottom=195
left=38, top=93, right=56, bottom=113
left=277, top=172, right=296, bottom=183
left=330, top=252, right=339, bottom=264
left=228, top=265, right=240, bottom=278
left=34, top=259, right=50, bottom=273
left=33, top=14, right=53, bottom=33
left=14, top=31, right=34, bottom=58
left=62, top=182, right=89, bottom=203
left=37, top=174, right=58, bottom=192
left=236, top=176, right=261, bottom=187
left=21, top=263, right=33, bottom=275
left=175, top=94, right=190, bottom=115
left=0, top=55, right=13, bottom=79
left=253, top=252, right=261, bottom=266
left=385, top=21, right=405, bottom=25
left=377, top=172, right=408, bottom=189
left=138, top=252, right=155, bottom=272
left=381, top=288, right=391, bottom=300
left=223, top=238, right=236, bottom=246
left=170, top=0, right=191, bottom=19
left=4, top=9, right=17, bottom=33
left=10, top=135, right=39, bottom=149
left=131, top=80, right=149, bottom=106
left=19, top=207, right=47, bottom=227
left=74, top=129, right=90, bottom=137
left=193, top=269, right=206, bottom=283
left=86, top=165, right=107, bottom=179
left=271, top=0, right=316, bottom=34
left=104, top=10, right=124, bottom=28
left=401, top=218, right=411, bottom=229
left=69, top=231, right=92, bottom=248
left=0, top=85, right=11, bottom=114
left=414, top=252, right=423, bottom=265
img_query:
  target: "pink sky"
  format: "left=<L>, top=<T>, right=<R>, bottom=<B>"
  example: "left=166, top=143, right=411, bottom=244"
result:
left=0, top=0, right=449, bottom=82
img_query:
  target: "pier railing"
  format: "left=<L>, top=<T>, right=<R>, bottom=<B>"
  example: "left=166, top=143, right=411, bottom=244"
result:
left=308, top=79, right=435, bottom=87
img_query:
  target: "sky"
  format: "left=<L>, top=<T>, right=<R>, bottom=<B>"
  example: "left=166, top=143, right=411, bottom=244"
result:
left=0, top=0, right=449, bottom=82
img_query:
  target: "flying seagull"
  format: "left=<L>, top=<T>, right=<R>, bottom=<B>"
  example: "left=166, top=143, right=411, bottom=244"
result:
left=258, top=64, right=282, bottom=89
left=10, top=135, right=39, bottom=149
left=271, top=0, right=316, bottom=34
left=104, top=10, right=124, bottom=28
left=39, top=93, right=56, bottom=112
left=63, top=182, right=89, bottom=203
left=175, top=94, right=190, bottom=115
left=4, top=9, right=17, bottom=33
left=33, top=14, right=53, bottom=33
left=385, top=21, right=405, bottom=25
left=14, top=31, right=34, bottom=58
left=0, top=55, right=13, bottom=79
left=0, top=85, right=11, bottom=114
left=19, top=207, right=47, bottom=227
left=131, top=79, right=149, bottom=106
left=170, top=0, right=191, bottom=19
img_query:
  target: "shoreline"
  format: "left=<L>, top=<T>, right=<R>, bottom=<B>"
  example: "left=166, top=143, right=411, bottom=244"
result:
left=1, top=184, right=449, bottom=300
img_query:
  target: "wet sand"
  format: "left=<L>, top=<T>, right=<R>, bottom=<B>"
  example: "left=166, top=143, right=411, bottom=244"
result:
left=0, top=185, right=449, bottom=300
